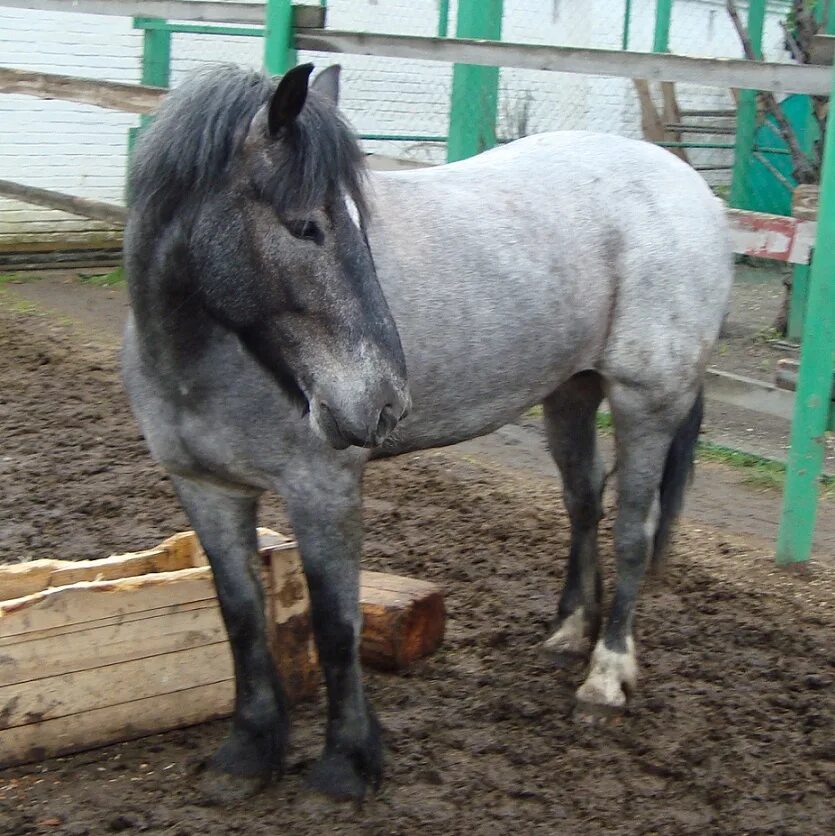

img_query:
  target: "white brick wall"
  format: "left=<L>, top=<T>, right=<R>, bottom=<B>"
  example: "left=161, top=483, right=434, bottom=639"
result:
left=0, top=1, right=794, bottom=245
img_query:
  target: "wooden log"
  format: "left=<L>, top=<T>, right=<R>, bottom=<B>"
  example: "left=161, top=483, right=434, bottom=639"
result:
left=775, top=358, right=835, bottom=400
left=358, top=571, right=446, bottom=671
left=0, top=67, right=164, bottom=115
left=0, top=178, right=128, bottom=226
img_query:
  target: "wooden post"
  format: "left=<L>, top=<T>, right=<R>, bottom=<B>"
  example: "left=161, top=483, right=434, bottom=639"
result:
left=447, top=0, right=503, bottom=163
left=730, top=0, right=766, bottom=209
left=264, top=0, right=295, bottom=76
left=776, top=61, right=835, bottom=565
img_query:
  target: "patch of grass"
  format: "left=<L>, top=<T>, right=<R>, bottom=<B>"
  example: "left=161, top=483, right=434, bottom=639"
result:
left=753, top=326, right=783, bottom=345
left=79, top=266, right=124, bottom=287
left=697, top=441, right=835, bottom=496
left=0, top=293, right=42, bottom=316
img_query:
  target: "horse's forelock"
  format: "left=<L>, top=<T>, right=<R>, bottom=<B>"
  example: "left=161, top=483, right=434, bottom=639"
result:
left=128, top=64, right=367, bottom=225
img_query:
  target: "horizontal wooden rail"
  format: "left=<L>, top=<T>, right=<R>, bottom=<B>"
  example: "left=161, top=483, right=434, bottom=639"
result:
left=0, top=1, right=267, bottom=24
left=0, top=179, right=127, bottom=226
left=0, top=67, right=163, bottom=114
left=0, top=2, right=831, bottom=95
left=295, top=31, right=834, bottom=96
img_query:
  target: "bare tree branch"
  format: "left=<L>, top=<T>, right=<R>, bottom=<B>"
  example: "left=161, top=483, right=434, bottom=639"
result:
left=725, top=0, right=818, bottom=183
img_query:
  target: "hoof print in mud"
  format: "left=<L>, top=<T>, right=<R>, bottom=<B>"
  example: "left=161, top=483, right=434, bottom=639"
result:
left=195, top=765, right=273, bottom=806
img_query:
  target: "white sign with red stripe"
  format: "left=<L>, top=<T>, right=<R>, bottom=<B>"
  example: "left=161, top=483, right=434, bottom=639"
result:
left=726, top=208, right=816, bottom=265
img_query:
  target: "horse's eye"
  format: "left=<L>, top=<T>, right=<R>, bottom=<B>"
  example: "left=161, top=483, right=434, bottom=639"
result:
left=285, top=219, right=324, bottom=246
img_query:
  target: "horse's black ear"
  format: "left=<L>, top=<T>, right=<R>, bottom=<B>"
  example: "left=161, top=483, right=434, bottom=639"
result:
left=268, top=62, right=314, bottom=136
left=312, top=65, right=341, bottom=105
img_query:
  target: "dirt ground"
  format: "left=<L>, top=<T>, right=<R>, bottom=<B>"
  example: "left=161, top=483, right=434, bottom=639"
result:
left=0, top=276, right=834, bottom=835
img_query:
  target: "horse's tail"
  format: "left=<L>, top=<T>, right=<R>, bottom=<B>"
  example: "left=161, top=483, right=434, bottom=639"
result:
left=651, top=388, right=704, bottom=571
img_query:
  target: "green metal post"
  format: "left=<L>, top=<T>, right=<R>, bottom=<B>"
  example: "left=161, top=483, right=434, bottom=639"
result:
left=775, top=64, right=835, bottom=565
left=652, top=0, right=673, bottom=53
left=438, top=0, right=450, bottom=38
left=729, top=0, right=766, bottom=209
left=447, top=0, right=503, bottom=163
left=127, top=18, right=171, bottom=199
left=787, top=1, right=835, bottom=341
left=264, top=0, right=295, bottom=76
left=622, top=0, right=632, bottom=50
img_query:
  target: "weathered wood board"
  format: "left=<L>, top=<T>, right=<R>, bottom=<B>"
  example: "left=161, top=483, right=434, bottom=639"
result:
left=0, top=529, right=445, bottom=768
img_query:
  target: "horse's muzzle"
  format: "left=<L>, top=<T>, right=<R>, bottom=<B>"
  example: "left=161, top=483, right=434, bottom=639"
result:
left=311, top=386, right=410, bottom=450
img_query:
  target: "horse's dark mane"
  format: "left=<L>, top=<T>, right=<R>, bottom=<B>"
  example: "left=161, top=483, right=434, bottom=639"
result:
left=128, top=64, right=368, bottom=226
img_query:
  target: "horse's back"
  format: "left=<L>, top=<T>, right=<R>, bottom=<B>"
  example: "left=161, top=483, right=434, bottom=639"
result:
left=368, top=132, right=731, bottom=446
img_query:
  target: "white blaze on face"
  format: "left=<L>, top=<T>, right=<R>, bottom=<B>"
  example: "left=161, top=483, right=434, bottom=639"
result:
left=344, top=191, right=361, bottom=229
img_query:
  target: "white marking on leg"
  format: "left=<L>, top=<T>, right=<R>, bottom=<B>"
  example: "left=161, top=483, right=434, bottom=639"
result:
left=344, top=192, right=361, bottom=229
left=643, top=492, right=660, bottom=541
left=575, top=636, right=637, bottom=708
left=543, top=608, right=591, bottom=657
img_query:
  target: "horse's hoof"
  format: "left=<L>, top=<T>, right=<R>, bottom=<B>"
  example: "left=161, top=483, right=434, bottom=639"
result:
left=308, top=749, right=382, bottom=802
left=196, top=764, right=272, bottom=805
left=572, top=697, right=628, bottom=726
left=574, top=637, right=636, bottom=714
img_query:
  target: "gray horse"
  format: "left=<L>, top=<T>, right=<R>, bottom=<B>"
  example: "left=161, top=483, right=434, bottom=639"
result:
left=122, top=63, right=732, bottom=802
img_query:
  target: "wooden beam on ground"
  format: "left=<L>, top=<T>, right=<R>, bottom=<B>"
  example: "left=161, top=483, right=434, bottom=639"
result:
left=295, top=31, right=834, bottom=96
left=0, top=179, right=127, bottom=226
left=704, top=368, right=795, bottom=421
left=0, top=67, right=163, bottom=114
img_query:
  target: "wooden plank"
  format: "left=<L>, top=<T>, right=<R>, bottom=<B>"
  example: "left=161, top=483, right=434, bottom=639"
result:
left=0, top=1, right=266, bottom=24
left=295, top=31, right=834, bottom=96
left=727, top=208, right=816, bottom=265
left=0, top=67, right=163, bottom=115
left=0, top=569, right=218, bottom=637
left=1, top=602, right=225, bottom=685
left=0, top=560, right=66, bottom=602
left=0, top=642, right=232, bottom=730
left=0, top=178, right=128, bottom=226
left=0, top=681, right=233, bottom=769
left=47, top=547, right=188, bottom=588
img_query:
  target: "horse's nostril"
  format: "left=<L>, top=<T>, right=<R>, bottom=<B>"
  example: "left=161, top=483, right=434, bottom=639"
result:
left=376, top=404, right=398, bottom=438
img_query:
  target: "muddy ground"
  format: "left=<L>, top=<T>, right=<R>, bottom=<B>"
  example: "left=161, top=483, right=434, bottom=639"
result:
left=0, top=281, right=833, bottom=835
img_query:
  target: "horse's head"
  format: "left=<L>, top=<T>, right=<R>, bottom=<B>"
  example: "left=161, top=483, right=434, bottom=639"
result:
left=195, top=64, right=409, bottom=450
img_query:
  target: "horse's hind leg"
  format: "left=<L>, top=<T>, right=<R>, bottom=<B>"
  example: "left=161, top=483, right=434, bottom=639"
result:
left=575, top=382, right=699, bottom=713
left=281, top=456, right=380, bottom=800
left=541, top=371, right=605, bottom=663
left=172, top=477, right=288, bottom=802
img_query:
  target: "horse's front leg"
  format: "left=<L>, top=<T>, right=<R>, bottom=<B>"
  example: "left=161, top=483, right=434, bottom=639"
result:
left=283, top=458, right=380, bottom=800
left=172, top=476, right=288, bottom=802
